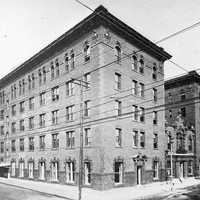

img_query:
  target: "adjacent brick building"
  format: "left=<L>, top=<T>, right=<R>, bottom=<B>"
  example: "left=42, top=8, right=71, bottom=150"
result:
left=0, top=5, right=171, bottom=189
left=165, top=71, right=200, bottom=178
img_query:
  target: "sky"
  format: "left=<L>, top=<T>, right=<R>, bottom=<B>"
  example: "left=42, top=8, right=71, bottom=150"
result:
left=0, top=0, right=200, bottom=80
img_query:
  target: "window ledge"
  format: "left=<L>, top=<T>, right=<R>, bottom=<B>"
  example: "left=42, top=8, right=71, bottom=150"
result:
left=66, top=147, right=75, bottom=150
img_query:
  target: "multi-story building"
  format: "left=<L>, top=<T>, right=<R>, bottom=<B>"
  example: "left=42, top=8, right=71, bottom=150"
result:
left=165, top=70, right=200, bottom=178
left=0, top=5, right=171, bottom=189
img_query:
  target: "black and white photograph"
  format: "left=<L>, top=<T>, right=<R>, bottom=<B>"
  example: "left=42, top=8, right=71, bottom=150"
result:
left=0, top=1, right=200, bottom=199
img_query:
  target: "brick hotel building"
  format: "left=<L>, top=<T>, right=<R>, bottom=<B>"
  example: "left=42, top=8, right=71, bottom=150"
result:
left=0, top=6, right=171, bottom=189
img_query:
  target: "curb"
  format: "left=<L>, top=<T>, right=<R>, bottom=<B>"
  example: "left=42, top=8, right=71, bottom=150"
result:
left=0, top=180, right=75, bottom=200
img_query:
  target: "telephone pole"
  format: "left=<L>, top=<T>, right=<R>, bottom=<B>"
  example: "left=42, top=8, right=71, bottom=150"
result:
left=71, top=77, right=88, bottom=200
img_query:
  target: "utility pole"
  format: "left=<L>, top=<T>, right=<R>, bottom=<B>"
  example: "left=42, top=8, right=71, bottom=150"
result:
left=71, top=77, right=88, bottom=200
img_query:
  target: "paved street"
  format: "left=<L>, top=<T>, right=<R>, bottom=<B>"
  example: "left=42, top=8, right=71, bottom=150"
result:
left=0, top=183, right=66, bottom=200
left=143, top=184, right=200, bottom=200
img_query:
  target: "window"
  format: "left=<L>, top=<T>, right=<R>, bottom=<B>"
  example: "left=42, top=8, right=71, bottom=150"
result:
left=0, top=110, right=4, bottom=120
left=153, top=161, right=159, bottom=179
left=43, top=67, right=46, bottom=83
left=38, top=69, right=42, bottom=86
left=0, top=142, right=4, bottom=153
left=84, top=42, right=90, bottom=62
left=11, top=140, right=16, bottom=152
left=29, top=137, right=34, bottom=151
left=138, top=57, right=144, bottom=74
left=132, top=130, right=138, bottom=147
left=29, top=97, right=34, bottom=110
left=85, top=128, right=92, bottom=147
left=28, top=75, right=31, bottom=90
left=66, top=105, right=74, bottom=121
left=153, top=88, right=157, bottom=102
left=11, top=105, right=16, bottom=116
left=11, top=162, right=16, bottom=176
left=20, top=101, right=25, bottom=113
left=66, top=81, right=74, bottom=96
left=176, top=132, right=185, bottom=152
left=132, top=54, right=137, bottom=71
left=168, top=92, right=172, bottom=103
left=55, top=59, right=60, bottom=77
left=115, top=128, right=122, bottom=147
left=66, top=131, right=75, bottom=148
left=52, top=110, right=58, bottom=124
left=115, top=42, right=121, bottom=64
left=19, top=81, right=22, bottom=96
left=152, top=63, right=157, bottom=80
left=51, top=161, right=58, bottom=181
left=115, top=73, right=121, bottom=90
left=19, top=162, right=24, bottom=177
left=64, top=53, right=69, bottom=72
left=84, top=100, right=90, bottom=117
left=52, top=133, right=59, bottom=149
left=14, top=84, right=17, bottom=98
left=39, top=113, right=45, bottom=127
left=66, top=161, right=75, bottom=183
left=114, top=161, right=123, bottom=184
left=19, top=138, right=24, bottom=152
left=22, top=79, right=25, bottom=94
left=70, top=50, right=75, bottom=70
left=11, top=122, right=16, bottom=134
left=153, top=133, right=158, bottom=149
left=0, top=126, right=4, bottom=136
left=84, top=73, right=91, bottom=89
left=19, top=119, right=25, bottom=131
left=153, top=111, right=158, bottom=125
left=169, top=110, right=172, bottom=118
left=40, top=92, right=45, bottom=106
left=39, top=135, right=45, bottom=150
left=138, top=83, right=144, bottom=97
left=84, top=161, right=91, bottom=185
left=139, top=107, right=145, bottom=122
left=188, top=161, right=193, bottom=175
left=39, top=161, right=45, bottom=180
left=140, top=131, right=145, bottom=148
left=132, top=80, right=137, bottom=95
left=32, top=73, right=35, bottom=89
left=28, top=162, right=34, bottom=179
left=188, top=135, right=193, bottom=152
left=181, top=93, right=186, bottom=101
left=52, top=86, right=59, bottom=102
left=29, top=116, right=34, bottom=129
left=115, top=100, right=122, bottom=116
left=51, top=62, right=54, bottom=80
left=180, top=107, right=186, bottom=117
left=132, top=105, right=138, bottom=121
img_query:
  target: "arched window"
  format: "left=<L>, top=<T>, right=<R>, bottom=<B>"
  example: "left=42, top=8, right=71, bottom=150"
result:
left=70, top=50, right=75, bottom=70
left=115, top=42, right=121, bottom=63
left=188, top=135, right=193, bottom=152
left=32, top=73, right=35, bottom=89
left=152, top=63, right=157, bottom=80
left=43, top=67, right=46, bottom=83
left=138, top=56, right=144, bottom=74
left=19, top=81, right=22, bottom=96
left=55, top=58, right=59, bottom=77
left=64, top=53, right=69, bottom=72
left=38, top=69, right=42, bottom=86
left=51, top=62, right=54, bottom=80
left=132, top=54, right=137, bottom=71
left=84, top=41, right=90, bottom=62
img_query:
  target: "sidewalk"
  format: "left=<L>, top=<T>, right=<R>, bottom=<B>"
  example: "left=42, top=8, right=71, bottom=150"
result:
left=0, top=177, right=199, bottom=200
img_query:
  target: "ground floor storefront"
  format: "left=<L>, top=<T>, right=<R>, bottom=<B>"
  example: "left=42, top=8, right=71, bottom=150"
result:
left=166, top=154, right=195, bottom=179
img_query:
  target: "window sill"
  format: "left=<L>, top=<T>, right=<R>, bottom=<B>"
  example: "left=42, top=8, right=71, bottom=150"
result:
left=84, top=145, right=92, bottom=149
left=115, top=146, right=122, bottom=148
left=114, top=183, right=123, bottom=187
left=153, top=178, right=159, bottom=181
left=52, top=148, right=59, bottom=151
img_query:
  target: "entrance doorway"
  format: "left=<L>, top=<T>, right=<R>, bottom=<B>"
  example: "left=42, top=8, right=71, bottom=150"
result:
left=179, top=162, right=184, bottom=178
left=137, top=166, right=142, bottom=185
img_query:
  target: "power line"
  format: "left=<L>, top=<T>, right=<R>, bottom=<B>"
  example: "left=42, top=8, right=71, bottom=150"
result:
left=73, top=0, right=190, bottom=73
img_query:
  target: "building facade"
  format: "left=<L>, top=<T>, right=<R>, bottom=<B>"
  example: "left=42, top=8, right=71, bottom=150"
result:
left=165, top=70, right=200, bottom=178
left=0, top=6, right=171, bottom=190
